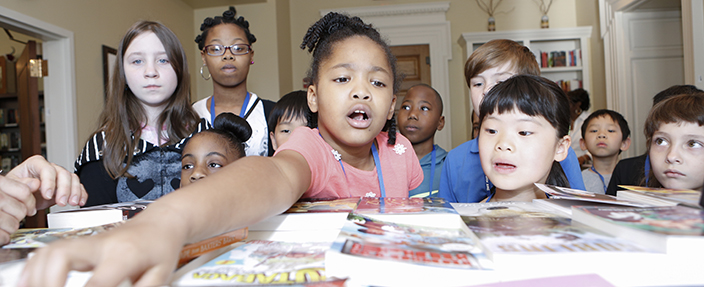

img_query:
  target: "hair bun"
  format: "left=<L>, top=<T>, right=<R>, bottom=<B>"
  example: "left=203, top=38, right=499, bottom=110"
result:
left=213, top=112, right=252, bottom=143
left=223, top=6, right=237, bottom=19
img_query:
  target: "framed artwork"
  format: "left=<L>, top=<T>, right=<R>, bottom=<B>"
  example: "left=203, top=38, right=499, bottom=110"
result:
left=102, top=45, right=117, bottom=100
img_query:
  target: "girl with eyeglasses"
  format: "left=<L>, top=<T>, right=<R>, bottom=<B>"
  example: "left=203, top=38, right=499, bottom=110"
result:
left=193, top=6, right=276, bottom=156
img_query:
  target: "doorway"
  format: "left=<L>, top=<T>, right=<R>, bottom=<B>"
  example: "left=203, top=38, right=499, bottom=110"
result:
left=390, top=44, right=431, bottom=112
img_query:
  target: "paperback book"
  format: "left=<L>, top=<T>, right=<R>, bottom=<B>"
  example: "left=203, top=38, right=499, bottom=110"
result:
left=571, top=205, right=704, bottom=255
left=174, top=240, right=332, bottom=286
left=47, top=200, right=153, bottom=228
left=616, top=185, right=702, bottom=208
left=326, top=213, right=495, bottom=287
left=458, top=202, right=663, bottom=285
left=534, top=183, right=647, bottom=207
left=355, top=197, right=459, bottom=228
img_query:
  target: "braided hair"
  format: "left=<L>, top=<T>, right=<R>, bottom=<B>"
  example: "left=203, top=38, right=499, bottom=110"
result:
left=195, top=6, right=257, bottom=50
left=300, top=12, right=400, bottom=145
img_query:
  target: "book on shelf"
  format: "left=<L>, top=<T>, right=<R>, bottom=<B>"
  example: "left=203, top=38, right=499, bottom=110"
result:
left=616, top=185, right=702, bottom=209
left=173, top=240, right=334, bottom=286
left=47, top=200, right=153, bottom=228
left=326, top=212, right=495, bottom=287
left=571, top=205, right=704, bottom=256
left=534, top=183, right=648, bottom=207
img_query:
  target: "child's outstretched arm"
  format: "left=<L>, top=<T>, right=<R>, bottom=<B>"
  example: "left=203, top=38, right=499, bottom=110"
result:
left=19, top=150, right=311, bottom=287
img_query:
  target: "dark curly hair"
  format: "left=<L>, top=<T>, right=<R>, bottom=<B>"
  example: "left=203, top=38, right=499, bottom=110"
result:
left=195, top=6, right=257, bottom=50
left=300, top=12, right=400, bottom=145
left=185, top=112, right=252, bottom=159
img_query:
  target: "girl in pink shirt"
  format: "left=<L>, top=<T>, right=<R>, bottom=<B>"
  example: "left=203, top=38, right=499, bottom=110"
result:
left=21, top=12, right=422, bottom=286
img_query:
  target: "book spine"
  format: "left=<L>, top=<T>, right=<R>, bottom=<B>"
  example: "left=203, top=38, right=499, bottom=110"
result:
left=178, top=228, right=248, bottom=265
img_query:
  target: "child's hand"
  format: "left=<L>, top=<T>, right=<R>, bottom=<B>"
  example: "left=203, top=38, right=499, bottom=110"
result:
left=6, top=155, right=87, bottom=209
left=19, top=220, right=184, bottom=287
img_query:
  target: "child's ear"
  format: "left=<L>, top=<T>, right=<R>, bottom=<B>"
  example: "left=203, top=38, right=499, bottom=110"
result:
left=553, top=135, right=571, bottom=162
left=620, top=137, right=632, bottom=151
left=579, top=138, right=587, bottom=151
left=270, top=131, right=279, bottom=151
left=437, top=115, right=445, bottom=131
left=307, top=85, right=318, bottom=113
left=386, top=95, right=397, bottom=120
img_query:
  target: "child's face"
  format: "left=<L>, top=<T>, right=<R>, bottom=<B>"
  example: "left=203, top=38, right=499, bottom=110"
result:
left=479, top=109, right=570, bottom=192
left=200, top=24, right=253, bottom=88
left=180, top=132, right=240, bottom=187
left=124, top=32, right=177, bottom=110
left=649, top=122, right=704, bottom=191
left=579, top=115, right=630, bottom=159
left=469, top=62, right=517, bottom=115
left=308, top=36, right=396, bottom=149
left=397, top=85, right=444, bottom=145
left=270, top=116, right=308, bottom=150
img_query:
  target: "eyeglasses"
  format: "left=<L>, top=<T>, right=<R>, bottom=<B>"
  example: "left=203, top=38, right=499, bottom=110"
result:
left=203, top=44, right=252, bottom=56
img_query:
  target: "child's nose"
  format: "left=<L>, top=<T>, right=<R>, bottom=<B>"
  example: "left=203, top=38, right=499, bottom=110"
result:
left=665, top=146, right=682, bottom=164
left=190, top=169, right=207, bottom=183
left=351, top=82, right=371, bottom=100
left=144, top=63, right=159, bottom=78
left=495, top=136, right=514, bottom=152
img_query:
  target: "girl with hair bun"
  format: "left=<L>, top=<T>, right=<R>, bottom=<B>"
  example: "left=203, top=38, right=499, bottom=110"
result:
left=193, top=6, right=275, bottom=156
left=21, top=12, right=422, bottom=285
left=180, top=112, right=251, bottom=187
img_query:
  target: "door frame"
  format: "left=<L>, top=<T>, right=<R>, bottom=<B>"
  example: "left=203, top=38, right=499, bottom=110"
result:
left=0, top=6, right=78, bottom=169
left=321, top=2, right=453, bottom=149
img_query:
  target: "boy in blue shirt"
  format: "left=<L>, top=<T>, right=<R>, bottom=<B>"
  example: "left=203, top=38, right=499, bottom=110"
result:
left=579, top=109, right=631, bottom=194
left=398, top=84, right=447, bottom=197
left=438, top=39, right=585, bottom=203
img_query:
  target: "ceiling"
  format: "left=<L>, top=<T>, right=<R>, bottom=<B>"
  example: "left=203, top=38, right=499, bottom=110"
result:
left=180, top=0, right=266, bottom=9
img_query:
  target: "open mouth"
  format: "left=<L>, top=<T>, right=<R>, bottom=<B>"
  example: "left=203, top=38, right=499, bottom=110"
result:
left=349, top=110, right=369, bottom=121
left=347, top=106, right=372, bottom=129
left=494, top=162, right=516, bottom=173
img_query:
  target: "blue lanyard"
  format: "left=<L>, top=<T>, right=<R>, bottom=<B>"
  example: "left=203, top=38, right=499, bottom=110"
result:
left=371, top=142, right=386, bottom=198
left=318, top=131, right=385, bottom=198
left=590, top=166, right=607, bottom=193
left=428, top=146, right=436, bottom=195
left=209, top=92, right=250, bottom=123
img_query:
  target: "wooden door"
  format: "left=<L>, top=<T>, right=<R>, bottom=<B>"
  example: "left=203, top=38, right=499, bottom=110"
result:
left=390, top=44, right=431, bottom=111
left=16, top=40, right=45, bottom=228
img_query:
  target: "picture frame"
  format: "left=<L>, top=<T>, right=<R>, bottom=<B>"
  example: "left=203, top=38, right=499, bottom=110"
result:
left=102, top=45, right=117, bottom=100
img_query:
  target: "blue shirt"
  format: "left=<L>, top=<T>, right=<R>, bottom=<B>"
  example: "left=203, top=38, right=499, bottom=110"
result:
left=438, top=138, right=585, bottom=203
left=409, top=145, right=447, bottom=198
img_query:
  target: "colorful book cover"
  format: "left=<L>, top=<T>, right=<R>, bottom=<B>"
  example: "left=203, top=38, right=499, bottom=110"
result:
left=354, top=197, right=457, bottom=214
left=284, top=198, right=360, bottom=213
left=618, top=185, right=702, bottom=207
left=535, top=183, right=648, bottom=207
left=3, top=222, right=123, bottom=249
left=175, top=240, right=331, bottom=286
left=573, top=206, right=704, bottom=236
left=329, top=213, right=490, bottom=270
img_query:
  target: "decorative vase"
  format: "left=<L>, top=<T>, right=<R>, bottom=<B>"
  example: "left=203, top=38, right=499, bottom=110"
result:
left=488, top=16, right=496, bottom=31
left=541, top=15, right=549, bottom=29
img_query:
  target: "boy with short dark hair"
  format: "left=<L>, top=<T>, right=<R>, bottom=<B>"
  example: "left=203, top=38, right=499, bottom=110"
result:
left=579, top=109, right=631, bottom=194
left=398, top=84, right=446, bottom=197
left=438, top=39, right=585, bottom=203
left=268, top=90, right=315, bottom=151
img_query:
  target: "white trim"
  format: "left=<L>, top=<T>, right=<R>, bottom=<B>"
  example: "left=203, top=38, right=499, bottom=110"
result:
left=319, top=2, right=453, bottom=149
left=0, top=6, right=78, bottom=170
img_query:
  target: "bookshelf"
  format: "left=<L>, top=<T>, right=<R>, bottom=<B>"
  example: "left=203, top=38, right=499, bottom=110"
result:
left=459, top=26, right=593, bottom=94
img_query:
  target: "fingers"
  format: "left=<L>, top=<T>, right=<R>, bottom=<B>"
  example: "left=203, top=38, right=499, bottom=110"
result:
left=0, top=176, right=35, bottom=218
left=19, top=238, right=98, bottom=287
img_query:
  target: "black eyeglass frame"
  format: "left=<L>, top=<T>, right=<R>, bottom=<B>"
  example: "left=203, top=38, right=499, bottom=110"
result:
left=203, top=44, right=252, bottom=56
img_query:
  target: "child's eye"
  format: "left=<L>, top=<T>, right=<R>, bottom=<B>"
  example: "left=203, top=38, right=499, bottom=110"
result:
left=420, top=106, right=430, bottom=111
left=280, top=129, right=291, bottom=134
left=157, top=58, right=170, bottom=64
left=400, top=105, right=410, bottom=111
left=131, top=59, right=143, bottom=65
left=518, top=131, right=533, bottom=136
left=654, top=137, right=668, bottom=146
left=687, top=140, right=703, bottom=148
left=371, top=80, right=386, bottom=88
left=608, top=129, right=616, bottom=133
left=484, top=128, right=497, bottom=135
left=334, top=77, right=349, bottom=83
left=589, top=129, right=597, bottom=133
left=181, top=164, right=193, bottom=170
left=208, top=162, right=223, bottom=168
left=472, top=82, right=483, bottom=88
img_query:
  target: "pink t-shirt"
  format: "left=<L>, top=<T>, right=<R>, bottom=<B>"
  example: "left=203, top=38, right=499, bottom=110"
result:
left=275, top=127, right=423, bottom=199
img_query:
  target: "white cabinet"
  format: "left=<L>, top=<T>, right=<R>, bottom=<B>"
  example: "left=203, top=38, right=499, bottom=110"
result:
left=459, top=27, right=593, bottom=93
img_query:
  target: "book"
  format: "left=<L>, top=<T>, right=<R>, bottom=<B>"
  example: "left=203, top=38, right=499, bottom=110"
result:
left=458, top=202, right=666, bottom=285
left=179, top=228, right=249, bottom=266
left=173, top=240, right=332, bottom=286
left=355, top=197, right=460, bottom=228
left=532, top=198, right=636, bottom=217
left=469, top=273, right=615, bottom=287
left=534, top=183, right=648, bottom=207
left=571, top=205, right=704, bottom=255
left=47, top=200, right=153, bottom=228
left=616, top=185, right=702, bottom=208
left=326, top=212, right=495, bottom=287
